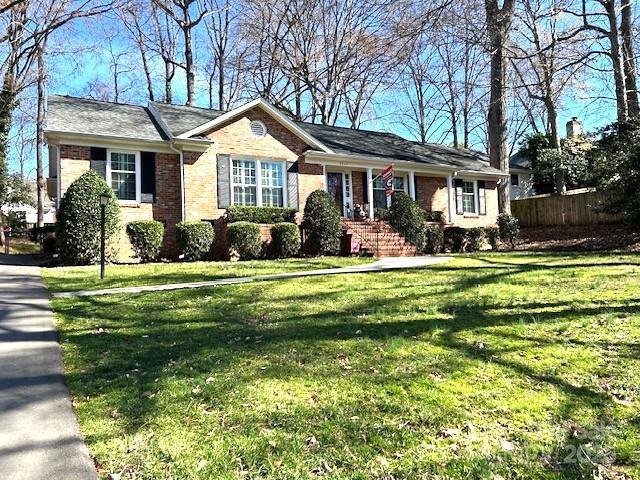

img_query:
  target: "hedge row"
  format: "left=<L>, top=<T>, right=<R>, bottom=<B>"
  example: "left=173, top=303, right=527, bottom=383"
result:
left=226, top=206, right=297, bottom=224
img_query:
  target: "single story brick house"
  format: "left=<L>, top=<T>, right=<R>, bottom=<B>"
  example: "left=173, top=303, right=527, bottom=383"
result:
left=45, top=95, right=506, bottom=258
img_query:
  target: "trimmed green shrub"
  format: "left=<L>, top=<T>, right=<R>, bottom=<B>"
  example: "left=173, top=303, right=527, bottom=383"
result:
left=227, top=221, right=262, bottom=260
left=126, top=220, right=164, bottom=262
left=56, top=171, right=120, bottom=265
left=424, top=225, right=444, bottom=254
left=485, top=226, right=500, bottom=251
left=302, top=190, right=342, bottom=256
left=497, top=213, right=520, bottom=249
left=466, top=227, right=485, bottom=252
left=425, top=210, right=445, bottom=223
left=226, top=206, right=297, bottom=224
left=444, top=226, right=466, bottom=253
left=386, top=192, right=426, bottom=249
left=176, top=221, right=214, bottom=261
left=271, top=222, right=301, bottom=258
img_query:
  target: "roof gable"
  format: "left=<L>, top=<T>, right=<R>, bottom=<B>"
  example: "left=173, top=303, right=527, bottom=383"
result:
left=175, top=98, right=333, bottom=153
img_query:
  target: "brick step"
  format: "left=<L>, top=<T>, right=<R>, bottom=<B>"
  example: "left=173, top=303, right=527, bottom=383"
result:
left=343, top=219, right=422, bottom=257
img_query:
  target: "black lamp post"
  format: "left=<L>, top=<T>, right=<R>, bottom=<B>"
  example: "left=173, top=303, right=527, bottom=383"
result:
left=99, top=192, right=110, bottom=280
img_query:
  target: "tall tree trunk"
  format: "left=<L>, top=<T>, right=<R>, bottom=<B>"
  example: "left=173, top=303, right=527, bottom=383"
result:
left=218, top=51, right=224, bottom=110
left=184, top=23, right=195, bottom=105
left=604, top=0, right=628, bottom=122
left=36, top=39, right=47, bottom=228
left=545, top=96, right=566, bottom=194
left=141, top=47, right=155, bottom=102
left=621, top=0, right=639, bottom=118
left=165, top=61, right=173, bottom=103
left=485, top=0, right=516, bottom=214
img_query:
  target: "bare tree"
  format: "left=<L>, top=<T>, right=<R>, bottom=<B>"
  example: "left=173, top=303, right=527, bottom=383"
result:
left=119, top=1, right=156, bottom=101
left=0, top=0, right=115, bottom=244
left=152, top=0, right=211, bottom=105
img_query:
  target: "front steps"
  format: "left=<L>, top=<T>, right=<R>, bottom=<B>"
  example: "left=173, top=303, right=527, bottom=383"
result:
left=342, top=219, right=421, bottom=257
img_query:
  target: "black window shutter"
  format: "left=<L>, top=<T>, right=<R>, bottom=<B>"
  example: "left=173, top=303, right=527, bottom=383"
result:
left=478, top=180, right=486, bottom=215
left=89, top=147, right=107, bottom=179
left=362, top=172, right=368, bottom=203
left=141, top=152, right=156, bottom=202
left=217, top=154, right=231, bottom=208
left=454, top=179, right=464, bottom=215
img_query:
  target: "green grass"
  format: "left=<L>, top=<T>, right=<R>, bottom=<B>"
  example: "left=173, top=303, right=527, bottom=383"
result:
left=43, top=257, right=373, bottom=292
left=51, top=252, right=640, bottom=479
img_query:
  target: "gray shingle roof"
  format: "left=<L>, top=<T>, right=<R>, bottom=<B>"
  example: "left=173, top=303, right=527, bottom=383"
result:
left=46, top=95, right=168, bottom=141
left=509, top=150, right=531, bottom=170
left=46, top=95, right=502, bottom=174
left=149, top=101, right=224, bottom=137
left=297, top=121, right=500, bottom=174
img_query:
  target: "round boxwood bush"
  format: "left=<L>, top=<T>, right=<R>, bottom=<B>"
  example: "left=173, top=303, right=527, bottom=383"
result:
left=485, top=226, right=500, bottom=251
left=386, top=192, right=426, bottom=249
left=227, top=221, right=262, bottom=260
left=271, top=222, right=301, bottom=258
left=126, top=220, right=164, bottom=262
left=424, top=225, right=444, bottom=254
left=466, top=227, right=485, bottom=252
left=302, top=190, right=342, bottom=256
left=444, top=226, right=466, bottom=253
left=497, top=213, right=520, bottom=249
left=175, top=221, right=214, bottom=261
left=56, top=171, right=120, bottom=265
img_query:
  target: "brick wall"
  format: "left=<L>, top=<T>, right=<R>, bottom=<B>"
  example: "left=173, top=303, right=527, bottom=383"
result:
left=416, top=175, right=449, bottom=216
left=58, top=145, right=182, bottom=260
left=352, top=171, right=365, bottom=205
left=453, top=180, right=499, bottom=228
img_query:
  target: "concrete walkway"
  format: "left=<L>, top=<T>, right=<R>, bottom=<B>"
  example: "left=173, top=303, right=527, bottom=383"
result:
left=54, top=255, right=452, bottom=299
left=0, top=254, right=97, bottom=480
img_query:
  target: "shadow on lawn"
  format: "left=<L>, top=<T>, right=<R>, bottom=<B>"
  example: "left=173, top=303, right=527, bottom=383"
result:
left=55, top=258, right=640, bottom=476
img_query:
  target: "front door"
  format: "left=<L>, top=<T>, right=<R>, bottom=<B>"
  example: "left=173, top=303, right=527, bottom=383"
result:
left=326, top=172, right=344, bottom=212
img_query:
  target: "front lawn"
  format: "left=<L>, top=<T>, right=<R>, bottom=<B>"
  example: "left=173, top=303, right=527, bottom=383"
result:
left=52, top=252, right=640, bottom=479
left=43, top=257, right=373, bottom=292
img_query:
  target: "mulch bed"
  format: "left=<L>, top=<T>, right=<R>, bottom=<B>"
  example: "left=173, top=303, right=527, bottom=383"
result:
left=517, top=224, right=640, bottom=252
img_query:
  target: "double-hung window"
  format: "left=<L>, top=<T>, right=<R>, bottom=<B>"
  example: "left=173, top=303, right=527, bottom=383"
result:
left=232, top=158, right=285, bottom=207
left=108, top=150, right=140, bottom=202
left=373, top=175, right=407, bottom=209
left=462, top=180, right=476, bottom=214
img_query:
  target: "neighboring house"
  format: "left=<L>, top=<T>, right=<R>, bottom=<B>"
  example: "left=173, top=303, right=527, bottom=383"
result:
left=509, top=152, right=535, bottom=200
left=1, top=203, right=56, bottom=227
left=45, top=95, right=506, bottom=258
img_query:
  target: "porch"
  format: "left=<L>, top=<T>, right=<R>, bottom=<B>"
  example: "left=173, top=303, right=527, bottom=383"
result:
left=321, top=166, right=452, bottom=221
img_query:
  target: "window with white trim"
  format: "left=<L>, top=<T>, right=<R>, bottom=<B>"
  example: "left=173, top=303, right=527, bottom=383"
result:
left=108, top=151, right=140, bottom=202
left=373, top=175, right=407, bottom=209
left=232, top=158, right=285, bottom=207
left=462, top=180, right=476, bottom=214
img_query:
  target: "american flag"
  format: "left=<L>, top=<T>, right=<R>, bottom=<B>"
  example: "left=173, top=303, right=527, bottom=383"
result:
left=381, top=165, right=394, bottom=197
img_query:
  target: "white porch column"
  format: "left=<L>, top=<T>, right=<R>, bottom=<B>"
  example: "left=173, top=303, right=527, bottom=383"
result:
left=367, top=167, right=374, bottom=220
left=322, top=165, right=327, bottom=191
left=408, top=171, right=416, bottom=201
left=446, top=174, right=454, bottom=223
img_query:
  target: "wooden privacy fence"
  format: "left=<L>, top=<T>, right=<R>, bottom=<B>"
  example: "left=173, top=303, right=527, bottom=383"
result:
left=511, top=188, right=624, bottom=227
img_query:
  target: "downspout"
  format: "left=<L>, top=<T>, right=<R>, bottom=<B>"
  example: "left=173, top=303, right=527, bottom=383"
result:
left=169, top=140, right=185, bottom=222
left=447, top=172, right=455, bottom=224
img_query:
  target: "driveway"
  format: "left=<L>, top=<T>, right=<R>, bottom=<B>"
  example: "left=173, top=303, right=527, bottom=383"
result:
left=0, top=254, right=97, bottom=479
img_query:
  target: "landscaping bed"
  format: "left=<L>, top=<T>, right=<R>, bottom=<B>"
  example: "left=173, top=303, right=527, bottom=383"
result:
left=51, top=252, right=640, bottom=479
left=518, top=225, right=640, bottom=252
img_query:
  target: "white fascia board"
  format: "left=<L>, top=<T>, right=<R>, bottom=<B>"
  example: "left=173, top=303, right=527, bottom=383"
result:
left=304, top=151, right=453, bottom=175
left=177, top=98, right=333, bottom=154
left=453, top=169, right=509, bottom=179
